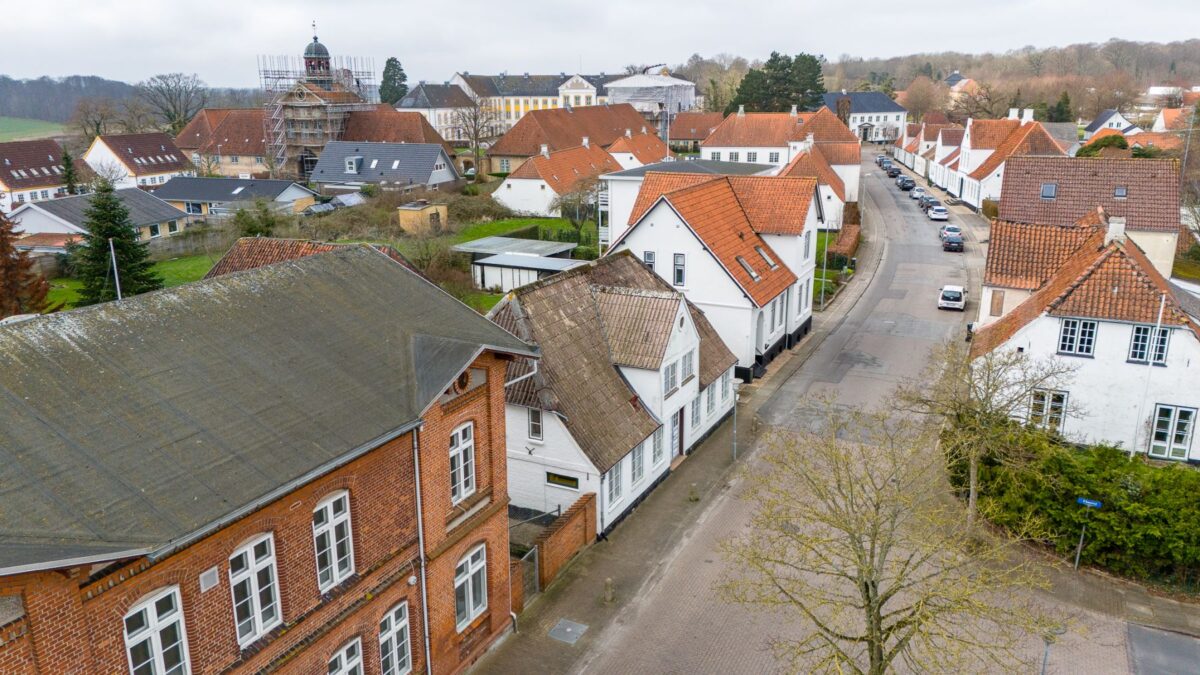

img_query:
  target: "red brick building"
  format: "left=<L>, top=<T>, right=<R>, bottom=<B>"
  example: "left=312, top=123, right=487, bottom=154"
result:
left=0, top=245, right=535, bottom=674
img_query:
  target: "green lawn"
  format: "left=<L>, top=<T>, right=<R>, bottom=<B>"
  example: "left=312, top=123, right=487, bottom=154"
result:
left=462, top=290, right=505, bottom=313
left=0, top=116, right=67, bottom=142
left=1173, top=257, right=1200, bottom=282
left=451, top=217, right=573, bottom=243
left=46, top=254, right=218, bottom=310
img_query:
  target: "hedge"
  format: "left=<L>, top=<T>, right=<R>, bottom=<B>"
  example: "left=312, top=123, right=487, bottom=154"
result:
left=967, top=434, right=1200, bottom=591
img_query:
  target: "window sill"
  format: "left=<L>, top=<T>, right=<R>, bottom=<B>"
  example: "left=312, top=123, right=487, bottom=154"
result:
left=1055, top=352, right=1094, bottom=359
left=680, top=375, right=696, bottom=388
left=1126, top=360, right=1167, bottom=367
left=663, top=387, right=679, bottom=399
left=527, top=437, right=544, bottom=445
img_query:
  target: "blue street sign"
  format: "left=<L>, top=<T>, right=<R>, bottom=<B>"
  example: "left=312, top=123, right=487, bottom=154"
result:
left=1077, top=497, right=1102, bottom=509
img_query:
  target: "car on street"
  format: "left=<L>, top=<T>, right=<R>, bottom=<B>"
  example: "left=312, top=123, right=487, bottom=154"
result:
left=917, top=195, right=935, bottom=210
left=928, top=205, right=949, bottom=221
left=898, top=177, right=915, bottom=191
left=939, top=224, right=962, bottom=240
left=942, top=234, right=964, bottom=252
left=876, top=154, right=888, bottom=165
left=887, top=167, right=901, bottom=178
left=937, top=285, right=966, bottom=311
left=910, top=187, right=926, bottom=200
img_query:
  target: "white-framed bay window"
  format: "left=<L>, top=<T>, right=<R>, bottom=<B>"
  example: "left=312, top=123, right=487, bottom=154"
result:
left=229, top=533, right=281, bottom=645
left=379, top=602, right=413, bottom=675
left=455, top=544, right=488, bottom=630
left=313, top=491, right=355, bottom=591
left=450, top=422, right=476, bottom=505
left=123, top=586, right=191, bottom=675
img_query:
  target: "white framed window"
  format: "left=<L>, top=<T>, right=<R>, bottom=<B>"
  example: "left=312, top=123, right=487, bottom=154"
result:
left=1040, top=183, right=1057, bottom=199
left=123, top=587, right=191, bottom=675
left=681, top=350, right=695, bottom=381
left=499, top=158, right=511, bottom=172
left=379, top=602, right=412, bottom=675
left=149, top=223, right=161, bottom=238
left=449, top=422, right=476, bottom=505
left=768, top=151, right=780, bottom=163
left=1129, top=325, right=1169, bottom=364
left=710, top=151, right=721, bottom=161
left=663, top=361, right=678, bottom=395
left=631, top=443, right=645, bottom=484
left=228, top=534, right=281, bottom=646
left=643, top=250, right=655, bottom=270
left=1029, top=389, right=1067, bottom=433
left=673, top=254, right=686, bottom=286
left=691, top=397, right=701, bottom=428
left=184, top=202, right=202, bottom=215
left=1058, top=318, right=1097, bottom=356
left=747, top=151, right=758, bottom=162
left=328, top=638, right=364, bottom=675
left=528, top=408, right=543, bottom=441
left=606, top=458, right=623, bottom=506
left=455, top=544, right=488, bottom=630
left=728, top=151, right=740, bottom=162
left=722, top=371, right=732, bottom=402
left=706, top=385, right=716, bottom=415
left=1150, top=405, right=1196, bottom=460
left=312, top=491, right=355, bottom=591
left=804, top=231, right=812, bottom=260
left=652, top=427, right=664, bottom=466
left=168, top=221, right=178, bottom=234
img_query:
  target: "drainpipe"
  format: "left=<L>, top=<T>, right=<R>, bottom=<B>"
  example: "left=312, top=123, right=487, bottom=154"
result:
left=412, top=429, right=434, bottom=675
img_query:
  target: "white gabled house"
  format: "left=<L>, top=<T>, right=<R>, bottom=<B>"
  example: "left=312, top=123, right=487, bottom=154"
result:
left=958, top=119, right=1065, bottom=211
left=929, top=128, right=964, bottom=191
left=971, top=218, right=1200, bottom=461
left=493, top=142, right=620, bottom=217
left=491, top=253, right=738, bottom=534
left=1083, top=109, right=1141, bottom=141
left=608, top=173, right=821, bottom=380
left=82, top=132, right=195, bottom=189
left=892, top=123, right=920, bottom=168
left=780, top=146, right=847, bottom=230
left=699, top=106, right=860, bottom=169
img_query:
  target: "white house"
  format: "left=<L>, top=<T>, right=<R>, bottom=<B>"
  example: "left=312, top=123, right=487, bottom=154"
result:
left=82, top=132, right=194, bottom=190
left=958, top=119, right=1065, bottom=211
left=1083, top=109, right=1141, bottom=141
left=892, top=123, right=920, bottom=168
left=912, top=123, right=959, bottom=179
left=604, top=130, right=672, bottom=169
left=0, top=139, right=90, bottom=214
left=491, top=252, right=737, bottom=533
left=396, top=82, right=479, bottom=142
left=820, top=91, right=907, bottom=143
left=493, top=143, right=620, bottom=217
left=928, top=128, right=964, bottom=190
left=609, top=173, right=820, bottom=380
left=971, top=220, right=1200, bottom=461
left=700, top=106, right=859, bottom=169
left=599, top=158, right=777, bottom=246
left=780, top=147, right=847, bottom=230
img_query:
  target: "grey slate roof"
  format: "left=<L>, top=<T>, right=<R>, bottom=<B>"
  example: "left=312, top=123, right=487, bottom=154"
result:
left=460, top=73, right=623, bottom=98
left=822, top=91, right=907, bottom=114
left=398, top=83, right=474, bottom=109
left=25, top=188, right=184, bottom=229
left=605, top=159, right=775, bottom=178
left=474, top=253, right=587, bottom=272
left=0, top=246, right=534, bottom=573
left=311, top=141, right=457, bottom=186
left=452, top=236, right=577, bottom=257
left=152, top=177, right=314, bottom=203
left=1084, top=109, right=1138, bottom=134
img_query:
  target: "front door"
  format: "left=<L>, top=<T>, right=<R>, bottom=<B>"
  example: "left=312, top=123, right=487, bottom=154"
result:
left=671, top=410, right=683, bottom=457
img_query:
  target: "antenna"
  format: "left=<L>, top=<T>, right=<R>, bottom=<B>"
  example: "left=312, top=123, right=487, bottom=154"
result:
left=312, top=19, right=317, bottom=37
left=108, top=238, right=122, bottom=301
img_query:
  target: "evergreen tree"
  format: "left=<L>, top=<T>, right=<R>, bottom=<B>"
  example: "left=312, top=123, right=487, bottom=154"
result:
left=726, top=51, right=825, bottom=114
left=68, top=180, right=162, bottom=306
left=0, top=212, right=51, bottom=318
left=379, top=57, right=409, bottom=105
left=1048, top=91, right=1073, bottom=123
left=61, top=149, right=79, bottom=195
left=233, top=200, right=280, bottom=237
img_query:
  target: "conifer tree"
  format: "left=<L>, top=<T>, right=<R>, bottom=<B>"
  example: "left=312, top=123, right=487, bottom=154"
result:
left=379, top=57, right=409, bottom=105
left=69, top=180, right=162, bottom=306
left=61, top=149, right=80, bottom=195
left=0, top=212, right=51, bottom=317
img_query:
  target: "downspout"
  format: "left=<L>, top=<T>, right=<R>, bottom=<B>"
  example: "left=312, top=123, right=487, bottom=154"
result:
left=412, top=429, right=434, bottom=675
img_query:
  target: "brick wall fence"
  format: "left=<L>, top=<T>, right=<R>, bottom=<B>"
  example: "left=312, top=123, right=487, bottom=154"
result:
left=827, top=222, right=861, bottom=259
left=509, top=559, right=525, bottom=614
left=146, top=223, right=237, bottom=262
left=532, top=493, right=597, bottom=590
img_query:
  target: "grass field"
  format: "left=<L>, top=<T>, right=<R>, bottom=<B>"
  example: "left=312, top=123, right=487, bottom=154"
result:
left=0, top=116, right=67, bottom=142
left=46, top=254, right=218, bottom=309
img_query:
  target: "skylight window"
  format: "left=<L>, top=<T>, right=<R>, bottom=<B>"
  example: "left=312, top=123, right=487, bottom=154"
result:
left=755, top=245, right=777, bottom=269
left=735, top=255, right=761, bottom=281
left=1114, top=186, right=1127, bottom=199
left=1040, top=183, right=1057, bottom=200
left=369, top=159, right=379, bottom=169
left=392, top=160, right=400, bottom=169
left=232, top=187, right=245, bottom=195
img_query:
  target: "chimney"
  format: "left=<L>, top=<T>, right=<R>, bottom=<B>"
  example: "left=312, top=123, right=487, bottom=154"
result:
left=640, top=125, right=646, bottom=134
left=1106, top=217, right=1127, bottom=245
left=582, top=136, right=589, bottom=148
left=737, top=104, right=745, bottom=116
left=806, top=132, right=815, bottom=148
left=841, top=89, right=847, bottom=95
left=1022, top=108, right=1034, bottom=123
left=540, top=144, right=549, bottom=158
left=1007, top=108, right=1019, bottom=120
left=625, top=128, right=632, bottom=138
left=790, top=104, right=797, bottom=117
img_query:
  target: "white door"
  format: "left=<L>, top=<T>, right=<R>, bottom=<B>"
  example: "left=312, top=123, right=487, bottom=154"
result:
left=670, top=410, right=682, bottom=457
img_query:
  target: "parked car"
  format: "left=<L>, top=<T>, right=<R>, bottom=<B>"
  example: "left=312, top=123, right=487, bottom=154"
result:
left=910, top=187, right=926, bottom=200
left=876, top=154, right=888, bottom=165
left=938, top=285, right=967, bottom=311
left=887, top=167, right=901, bottom=178
left=939, top=224, right=963, bottom=240
left=917, top=195, right=934, bottom=210
left=942, top=234, right=964, bottom=252
left=898, top=177, right=915, bottom=191
left=928, top=205, right=950, bottom=221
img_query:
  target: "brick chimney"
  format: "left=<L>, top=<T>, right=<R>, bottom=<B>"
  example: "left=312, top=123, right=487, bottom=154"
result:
left=1106, top=216, right=1127, bottom=245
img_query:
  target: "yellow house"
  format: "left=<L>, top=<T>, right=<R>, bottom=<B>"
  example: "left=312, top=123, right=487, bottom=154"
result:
left=397, top=200, right=448, bottom=235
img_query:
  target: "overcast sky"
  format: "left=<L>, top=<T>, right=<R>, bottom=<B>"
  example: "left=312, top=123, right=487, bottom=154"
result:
left=9, top=0, right=1200, bottom=87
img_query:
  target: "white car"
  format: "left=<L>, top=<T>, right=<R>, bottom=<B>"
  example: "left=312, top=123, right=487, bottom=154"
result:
left=928, top=206, right=949, bottom=221
left=939, top=224, right=962, bottom=240
left=910, top=187, right=926, bottom=200
left=938, top=285, right=966, bottom=311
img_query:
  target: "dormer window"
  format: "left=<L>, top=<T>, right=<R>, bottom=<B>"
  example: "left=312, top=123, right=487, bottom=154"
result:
left=344, top=156, right=363, bottom=174
left=1040, top=183, right=1057, bottom=200
left=1114, top=186, right=1127, bottom=199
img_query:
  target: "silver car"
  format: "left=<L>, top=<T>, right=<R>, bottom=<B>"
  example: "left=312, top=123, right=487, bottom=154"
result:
left=910, top=187, right=926, bottom=200
left=928, top=206, right=949, bottom=221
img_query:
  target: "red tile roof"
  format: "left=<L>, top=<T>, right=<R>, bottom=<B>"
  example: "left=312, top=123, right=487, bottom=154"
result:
left=984, top=219, right=1104, bottom=290
left=725, top=175, right=818, bottom=236
left=938, top=128, right=964, bottom=147
left=1158, top=108, right=1189, bottom=130
left=939, top=147, right=961, bottom=166
left=627, top=172, right=715, bottom=225
left=813, top=141, right=861, bottom=166
left=488, top=104, right=648, bottom=158
left=782, top=148, right=846, bottom=201
left=668, top=112, right=725, bottom=141
left=998, top=156, right=1180, bottom=233
left=342, top=106, right=452, bottom=155
left=194, top=108, right=267, bottom=157
left=204, top=237, right=418, bottom=279
left=640, top=177, right=797, bottom=306
left=922, top=123, right=958, bottom=142
left=968, top=122, right=1065, bottom=181
left=701, top=108, right=858, bottom=148
left=606, top=132, right=671, bottom=165
left=175, top=109, right=236, bottom=152
left=1126, top=131, right=1184, bottom=152
left=93, top=133, right=193, bottom=176
left=967, top=119, right=1021, bottom=150
left=796, top=108, right=860, bottom=144
left=507, top=144, right=621, bottom=195
left=904, top=139, right=919, bottom=153
left=0, top=139, right=83, bottom=191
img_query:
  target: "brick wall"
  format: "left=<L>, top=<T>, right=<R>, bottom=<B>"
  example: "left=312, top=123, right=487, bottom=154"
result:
left=0, top=351, right=515, bottom=675
left=0, top=618, right=34, bottom=674
left=533, top=493, right=597, bottom=590
left=828, top=222, right=861, bottom=258
left=508, top=559, right=525, bottom=615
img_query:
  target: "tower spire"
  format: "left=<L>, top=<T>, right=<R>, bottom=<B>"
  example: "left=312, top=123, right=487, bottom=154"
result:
left=311, top=20, right=317, bottom=40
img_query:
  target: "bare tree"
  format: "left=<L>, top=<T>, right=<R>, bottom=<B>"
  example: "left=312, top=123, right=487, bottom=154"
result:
left=949, top=82, right=1010, bottom=120
left=196, top=153, right=222, bottom=177
left=136, top=73, right=209, bottom=135
left=72, top=97, right=117, bottom=141
left=451, top=93, right=502, bottom=181
left=721, top=405, right=1051, bottom=674
left=549, top=175, right=601, bottom=233
left=903, top=76, right=947, bottom=121
left=117, top=98, right=156, bottom=134
left=895, top=340, right=1077, bottom=529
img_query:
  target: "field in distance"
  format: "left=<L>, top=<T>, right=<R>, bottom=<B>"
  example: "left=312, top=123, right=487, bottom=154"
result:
left=0, top=116, right=67, bottom=142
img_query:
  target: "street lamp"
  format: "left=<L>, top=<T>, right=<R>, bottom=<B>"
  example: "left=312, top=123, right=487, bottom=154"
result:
left=1040, top=624, right=1067, bottom=675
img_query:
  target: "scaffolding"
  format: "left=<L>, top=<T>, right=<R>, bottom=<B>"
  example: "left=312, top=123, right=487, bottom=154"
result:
left=258, top=54, right=378, bottom=178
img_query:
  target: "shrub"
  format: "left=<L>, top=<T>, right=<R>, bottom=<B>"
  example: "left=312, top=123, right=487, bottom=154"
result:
left=981, top=199, right=999, bottom=219
left=461, top=184, right=480, bottom=196
left=574, top=245, right=599, bottom=260
left=359, top=184, right=380, bottom=198
left=1184, top=244, right=1200, bottom=264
